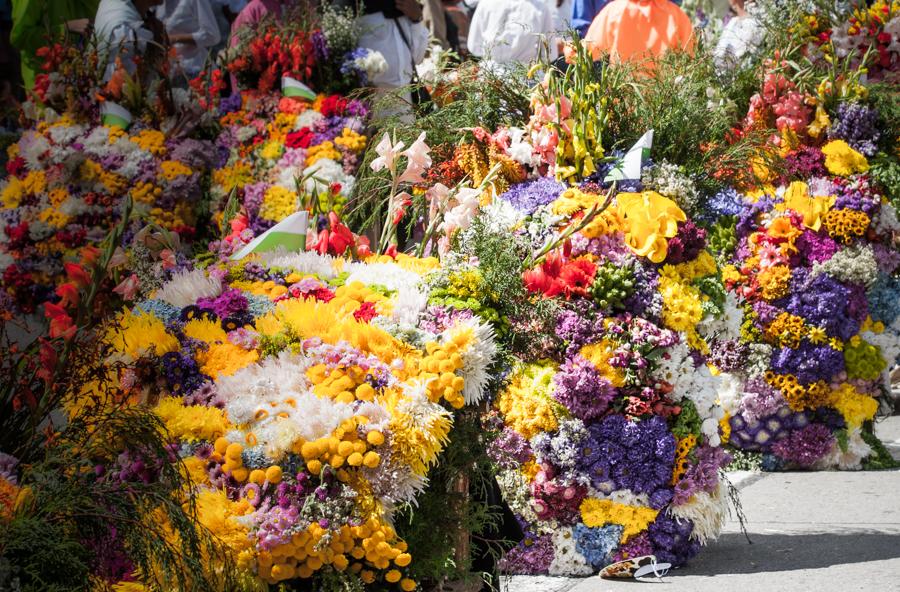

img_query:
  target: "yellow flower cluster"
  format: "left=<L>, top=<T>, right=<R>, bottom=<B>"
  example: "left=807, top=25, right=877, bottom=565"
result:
left=822, top=140, right=869, bottom=177
left=258, top=186, right=299, bottom=222
left=661, top=251, right=717, bottom=284
left=22, top=170, right=47, bottom=196
left=309, top=364, right=380, bottom=404
left=830, top=383, right=878, bottom=430
left=757, top=264, right=792, bottom=301
left=657, top=276, right=704, bottom=333
left=1, top=176, right=23, bottom=208
left=108, top=310, right=180, bottom=359
left=334, top=127, right=367, bottom=153
left=765, top=372, right=833, bottom=411
left=616, top=191, right=687, bottom=263
left=230, top=279, right=290, bottom=299
left=131, top=181, right=162, bottom=204
left=213, top=161, right=254, bottom=193
left=579, top=498, right=659, bottom=542
left=549, top=187, right=624, bottom=238
left=579, top=340, right=626, bottom=387
left=296, top=418, right=384, bottom=477
left=160, top=160, right=193, bottom=181
left=197, top=342, right=259, bottom=378
left=408, top=338, right=468, bottom=408
left=671, top=434, right=697, bottom=485
left=496, top=363, right=559, bottom=439
left=823, top=208, right=870, bottom=243
left=382, top=386, right=452, bottom=476
left=38, top=206, right=69, bottom=229
left=306, top=141, right=342, bottom=166
left=155, top=397, right=228, bottom=442
left=764, top=312, right=807, bottom=349
left=777, top=181, right=835, bottom=231
left=132, top=129, right=167, bottom=155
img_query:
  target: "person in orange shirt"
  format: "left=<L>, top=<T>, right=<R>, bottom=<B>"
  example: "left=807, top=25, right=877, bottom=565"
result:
left=584, top=0, right=695, bottom=64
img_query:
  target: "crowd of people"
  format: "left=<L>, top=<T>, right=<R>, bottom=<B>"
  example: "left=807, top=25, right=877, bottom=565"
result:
left=0, top=0, right=761, bottom=113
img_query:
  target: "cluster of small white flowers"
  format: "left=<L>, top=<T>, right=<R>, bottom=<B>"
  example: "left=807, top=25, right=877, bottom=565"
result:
left=641, top=160, right=700, bottom=215
left=654, top=342, right=724, bottom=446
left=154, top=268, right=223, bottom=308
left=495, top=468, right=539, bottom=525
left=813, top=244, right=879, bottom=288
left=549, top=527, right=593, bottom=576
left=354, top=49, right=388, bottom=79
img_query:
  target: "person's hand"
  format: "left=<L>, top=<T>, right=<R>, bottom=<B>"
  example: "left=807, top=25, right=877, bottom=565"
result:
left=66, top=18, right=90, bottom=35
left=396, top=0, right=423, bottom=22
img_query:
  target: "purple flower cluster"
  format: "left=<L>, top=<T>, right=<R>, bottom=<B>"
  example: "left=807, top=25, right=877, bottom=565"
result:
left=796, top=230, right=839, bottom=265
left=489, top=428, right=533, bottom=468
left=648, top=513, right=700, bottom=566
left=782, top=271, right=859, bottom=340
left=556, top=306, right=604, bottom=353
left=828, top=102, right=880, bottom=156
left=783, top=146, right=827, bottom=180
left=770, top=342, right=846, bottom=385
left=707, top=338, right=749, bottom=373
left=553, top=356, right=617, bottom=421
left=576, top=415, right=675, bottom=497
left=197, top=287, right=249, bottom=319
left=499, top=532, right=555, bottom=574
left=701, top=187, right=744, bottom=222
left=673, top=445, right=730, bottom=505
left=664, top=220, right=707, bottom=265
left=499, top=177, right=565, bottom=214
left=419, top=304, right=475, bottom=334
left=160, top=351, right=210, bottom=395
left=771, top=423, right=835, bottom=467
left=729, top=405, right=808, bottom=451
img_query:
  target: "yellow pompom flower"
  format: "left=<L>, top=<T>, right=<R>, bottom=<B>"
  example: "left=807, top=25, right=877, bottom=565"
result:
left=822, top=140, right=869, bottom=177
left=160, top=160, right=193, bottom=181
left=132, top=129, right=167, bottom=155
left=831, top=383, right=877, bottom=431
left=258, top=186, right=298, bottom=222
left=333, top=128, right=368, bottom=153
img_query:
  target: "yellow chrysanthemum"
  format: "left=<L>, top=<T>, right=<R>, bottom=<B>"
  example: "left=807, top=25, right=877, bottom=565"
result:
left=657, top=276, right=704, bottom=332
left=831, top=383, right=878, bottom=431
left=258, top=186, right=298, bottom=222
left=579, top=340, right=626, bottom=387
left=183, top=317, right=229, bottom=344
left=160, top=160, right=193, bottom=181
left=132, top=129, right=167, bottom=155
left=822, top=140, right=869, bottom=177
left=107, top=310, right=180, bottom=359
left=197, top=342, right=258, bottom=378
left=496, top=362, right=559, bottom=439
left=154, top=397, right=229, bottom=442
left=580, top=498, right=658, bottom=542
left=1, top=177, right=24, bottom=208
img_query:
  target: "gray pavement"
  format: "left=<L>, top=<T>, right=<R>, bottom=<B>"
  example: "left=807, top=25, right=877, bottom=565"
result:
left=503, top=415, right=900, bottom=592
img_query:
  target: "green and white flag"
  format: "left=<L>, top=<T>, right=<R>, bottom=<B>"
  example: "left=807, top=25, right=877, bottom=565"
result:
left=231, top=211, right=309, bottom=260
left=281, top=76, right=316, bottom=101
left=100, top=101, right=133, bottom=130
left=604, top=130, right=653, bottom=182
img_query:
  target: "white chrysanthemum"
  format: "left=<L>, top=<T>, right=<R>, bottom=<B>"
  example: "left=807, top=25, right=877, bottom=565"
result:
left=589, top=488, right=651, bottom=508
left=549, top=527, right=594, bottom=576
left=81, top=126, right=113, bottom=155
left=59, top=197, right=91, bottom=218
left=813, top=428, right=873, bottom=470
left=294, top=109, right=324, bottom=131
left=496, top=468, right=539, bottom=524
left=354, top=401, right=393, bottom=433
left=699, top=291, right=743, bottom=342
left=715, top=372, right=743, bottom=416
left=344, top=261, right=427, bottom=326
left=259, top=248, right=337, bottom=278
left=154, top=269, right=222, bottom=308
left=18, top=131, right=52, bottom=170
left=394, top=380, right=453, bottom=433
left=477, top=198, right=520, bottom=233
left=441, top=317, right=497, bottom=404
left=47, top=122, right=86, bottom=145
left=273, top=163, right=305, bottom=190
left=655, top=342, right=724, bottom=445
left=303, top=158, right=355, bottom=196
left=668, top=483, right=728, bottom=544
left=507, top=127, right=540, bottom=168
left=218, top=352, right=354, bottom=459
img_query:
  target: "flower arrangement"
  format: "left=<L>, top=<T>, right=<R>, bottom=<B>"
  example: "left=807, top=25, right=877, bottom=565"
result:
left=209, top=92, right=369, bottom=258
left=91, top=248, right=497, bottom=589
left=0, top=116, right=215, bottom=311
left=424, top=171, right=733, bottom=574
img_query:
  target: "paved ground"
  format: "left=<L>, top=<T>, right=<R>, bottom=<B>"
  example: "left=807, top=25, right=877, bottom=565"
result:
left=503, top=415, right=900, bottom=592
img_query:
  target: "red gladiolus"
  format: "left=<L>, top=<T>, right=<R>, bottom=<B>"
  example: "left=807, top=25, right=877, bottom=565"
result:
left=55, top=282, right=79, bottom=308
left=384, top=244, right=398, bottom=259
left=44, top=302, right=76, bottom=340
left=37, top=339, right=58, bottom=384
left=64, top=262, right=91, bottom=288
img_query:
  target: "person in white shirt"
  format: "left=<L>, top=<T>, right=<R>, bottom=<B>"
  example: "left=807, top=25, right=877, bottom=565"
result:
left=155, top=0, right=221, bottom=77
left=467, top=0, right=558, bottom=67
left=553, top=0, right=573, bottom=32
left=713, top=0, right=763, bottom=70
left=94, top=0, right=163, bottom=80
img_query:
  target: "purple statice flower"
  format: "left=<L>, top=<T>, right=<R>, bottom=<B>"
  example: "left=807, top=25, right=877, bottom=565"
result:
left=828, top=102, right=880, bottom=157
left=872, top=243, right=900, bottom=275
left=498, top=177, right=564, bottom=214
left=242, top=182, right=269, bottom=221
left=751, top=300, right=780, bottom=325
left=623, top=260, right=663, bottom=319
left=197, top=287, right=249, bottom=319
left=782, top=146, right=827, bottom=180
left=846, top=283, right=869, bottom=324
left=673, top=446, right=731, bottom=505
left=612, top=532, right=653, bottom=563
left=624, top=316, right=679, bottom=349
left=419, top=305, right=475, bottom=334
left=663, top=220, right=707, bottom=265
left=310, top=116, right=345, bottom=145
left=499, top=532, right=554, bottom=575
left=278, top=147, right=307, bottom=168
left=555, top=305, right=603, bottom=353
left=532, top=420, right=588, bottom=481
left=738, top=377, right=786, bottom=422
left=707, top=339, right=749, bottom=373
left=577, top=415, right=675, bottom=497
left=770, top=342, right=845, bottom=384
left=488, top=428, right=533, bottom=468
left=574, top=524, right=624, bottom=568
left=834, top=178, right=881, bottom=215
left=218, top=93, right=243, bottom=116
left=795, top=230, right=839, bottom=265
left=168, top=138, right=216, bottom=170
left=771, top=423, right=835, bottom=467
left=345, top=99, right=369, bottom=118
left=552, top=356, right=617, bottom=421
left=783, top=271, right=859, bottom=340
left=648, top=513, right=700, bottom=567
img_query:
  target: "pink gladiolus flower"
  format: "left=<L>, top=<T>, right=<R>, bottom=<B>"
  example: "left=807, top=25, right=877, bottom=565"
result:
left=113, top=274, right=140, bottom=300
left=369, top=132, right=405, bottom=173
left=398, top=132, right=432, bottom=183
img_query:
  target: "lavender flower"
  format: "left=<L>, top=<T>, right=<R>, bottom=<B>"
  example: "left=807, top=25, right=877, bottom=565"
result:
left=771, top=423, right=835, bottom=467
left=498, top=177, right=564, bottom=215
left=828, top=102, right=880, bottom=157
left=552, top=357, right=617, bottom=421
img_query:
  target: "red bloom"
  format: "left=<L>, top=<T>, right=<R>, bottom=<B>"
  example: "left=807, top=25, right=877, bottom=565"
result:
left=523, top=251, right=596, bottom=299
left=44, top=302, right=76, bottom=340
left=312, top=212, right=354, bottom=256
left=319, top=95, right=348, bottom=118
left=55, top=282, right=79, bottom=308
left=285, top=127, right=314, bottom=149
left=64, top=262, right=91, bottom=288
left=353, top=301, right=379, bottom=323
left=5, top=157, right=25, bottom=177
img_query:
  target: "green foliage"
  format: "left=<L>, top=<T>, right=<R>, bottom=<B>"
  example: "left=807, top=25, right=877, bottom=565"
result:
left=860, top=427, right=900, bottom=471
left=672, top=400, right=703, bottom=440
left=869, top=153, right=900, bottom=209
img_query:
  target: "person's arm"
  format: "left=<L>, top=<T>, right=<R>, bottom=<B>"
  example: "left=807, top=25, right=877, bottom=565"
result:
left=571, top=0, right=599, bottom=38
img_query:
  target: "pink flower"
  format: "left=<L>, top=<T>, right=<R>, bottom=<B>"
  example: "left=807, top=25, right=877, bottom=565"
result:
left=398, top=132, right=432, bottom=183
left=107, top=247, right=128, bottom=269
left=159, top=249, right=177, bottom=270
left=113, top=274, right=140, bottom=300
left=369, top=132, right=405, bottom=173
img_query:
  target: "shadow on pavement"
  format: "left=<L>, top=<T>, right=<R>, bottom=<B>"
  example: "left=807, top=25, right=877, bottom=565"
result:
left=680, top=531, right=900, bottom=576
